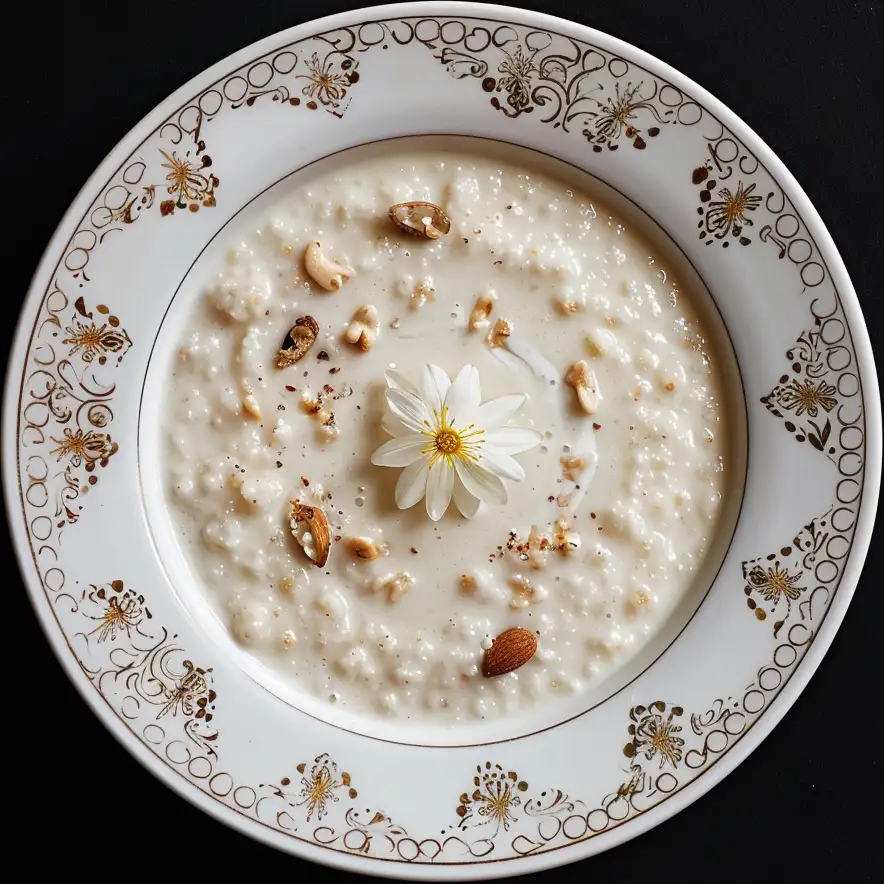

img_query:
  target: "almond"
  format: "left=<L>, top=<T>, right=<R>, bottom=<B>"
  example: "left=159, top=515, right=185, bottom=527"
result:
left=482, top=627, right=538, bottom=677
left=289, top=501, right=331, bottom=568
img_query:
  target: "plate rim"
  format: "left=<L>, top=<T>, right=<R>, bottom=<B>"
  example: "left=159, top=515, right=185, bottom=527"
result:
left=4, top=2, right=881, bottom=876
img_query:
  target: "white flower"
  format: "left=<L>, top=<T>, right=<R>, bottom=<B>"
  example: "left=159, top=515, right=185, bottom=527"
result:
left=371, top=364, right=542, bottom=521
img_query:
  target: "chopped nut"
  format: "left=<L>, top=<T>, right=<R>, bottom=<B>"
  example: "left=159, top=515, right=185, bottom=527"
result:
left=300, top=389, right=322, bottom=413
left=304, top=240, right=353, bottom=291
left=560, top=455, right=586, bottom=482
left=556, top=298, right=581, bottom=315
left=507, top=574, right=547, bottom=609
left=410, top=281, right=435, bottom=310
left=276, top=316, right=319, bottom=368
left=345, top=304, right=380, bottom=351
left=633, top=380, right=652, bottom=401
left=345, top=536, right=387, bottom=561
left=289, top=500, right=331, bottom=567
left=565, top=360, right=601, bottom=414
left=389, top=201, right=451, bottom=239
left=468, top=295, right=494, bottom=332
left=554, top=517, right=581, bottom=555
left=282, top=630, right=296, bottom=649
left=486, top=317, right=512, bottom=348
left=585, top=327, right=617, bottom=358
left=278, top=575, right=295, bottom=595
left=242, top=393, right=262, bottom=420
left=459, top=574, right=478, bottom=594
left=527, top=524, right=549, bottom=570
left=371, top=572, right=415, bottom=603
left=390, top=317, right=401, bottom=329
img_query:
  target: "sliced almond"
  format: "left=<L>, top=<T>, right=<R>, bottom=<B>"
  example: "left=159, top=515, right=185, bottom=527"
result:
left=482, top=627, right=538, bottom=677
left=289, top=501, right=331, bottom=568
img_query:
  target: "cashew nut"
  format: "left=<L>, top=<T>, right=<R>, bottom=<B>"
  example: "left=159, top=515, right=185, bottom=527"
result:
left=565, top=360, right=601, bottom=414
left=304, top=240, right=353, bottom=292
left=345, top=305, right=380, bottom=351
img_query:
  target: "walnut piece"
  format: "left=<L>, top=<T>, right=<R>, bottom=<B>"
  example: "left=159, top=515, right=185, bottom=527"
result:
left=560, top=455, right=586, bottom=482
left=276, top=316, right=318, bottom=368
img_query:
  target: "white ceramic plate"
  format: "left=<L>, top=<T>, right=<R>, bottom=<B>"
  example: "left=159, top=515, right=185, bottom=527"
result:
left=4, top=3, right=880, bottom=876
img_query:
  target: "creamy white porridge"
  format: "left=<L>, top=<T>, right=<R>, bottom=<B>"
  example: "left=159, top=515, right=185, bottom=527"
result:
left=163, top=141, right=731, bottom=723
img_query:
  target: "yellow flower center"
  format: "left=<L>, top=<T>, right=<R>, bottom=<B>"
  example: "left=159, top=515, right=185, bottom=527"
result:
left=422, top=405, right=484, bottom=467
left=435, top=429, right=461, bottom=455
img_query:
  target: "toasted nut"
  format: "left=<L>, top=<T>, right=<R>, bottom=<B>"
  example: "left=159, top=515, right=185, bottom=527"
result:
left=345, top=536, right=387, bottom=561
left=371, top=571, right=415, bottom=603
left=556, top=298, right=581, bottom=315
left=276, top=316, right=319, bottom=368
left=389, top=201, right=451, bottom=239
left=410, top=280, right=435, bottom=310
left=527, top=524, right=549, bottom=571
left=468, top=295, right=494, bottom=332
left=585, top=327, right=617, bottom=357
left=486, top=317, right=512, bottom=348
left=304, top=241, right=353, bottom=291
left=289, top=501, right=332, bottom=567
left=554, top=517, right=581, bottom=555
left=460, top=574, right=478, bottom=594
left=565, top=360, right=601, bottom=414
left=345, top=305, right=380, bottom=351
left=560, top=455, right=586, bottom=482
left=633, top=380, right=652, bottom=401
left=482, top=627, right=537, bottom=677
left=300, top=389, right=322, bottom=413
left=278, top=576, right=295, bottom=595
left=242, top=393, right=262, bottom=419
left=507, top=574, right=547, bottom=609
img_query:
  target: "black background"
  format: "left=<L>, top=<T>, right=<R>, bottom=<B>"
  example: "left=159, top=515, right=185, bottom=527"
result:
left=4, top=1, right=882, bottom=880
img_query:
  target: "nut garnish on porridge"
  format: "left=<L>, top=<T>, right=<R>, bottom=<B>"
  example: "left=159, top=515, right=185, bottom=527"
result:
left=163, top=144, right=729, bottom=723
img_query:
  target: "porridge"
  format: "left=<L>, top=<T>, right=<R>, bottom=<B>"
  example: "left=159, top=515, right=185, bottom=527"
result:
left=163, top=142, right=730, bottom=723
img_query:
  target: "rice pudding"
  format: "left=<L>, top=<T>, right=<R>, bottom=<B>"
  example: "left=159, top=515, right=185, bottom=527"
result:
left=163, top=142, right=731, bottom=724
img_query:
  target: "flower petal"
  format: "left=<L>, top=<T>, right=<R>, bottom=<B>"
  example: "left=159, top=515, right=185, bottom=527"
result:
left=453, top=475, right=480, bottom=519
left=371, top=434, right=428, bottom=467
left=479, top=444, right=525, bottom=482
left=386, top=388, right=431, bottom=432
left=485, top=426, right=543, bottom=454
left=444, top=364, right=481, bottom=425
left=475, top=393, right=527, bottom=431
left=455, top=457, right=507, bottom=506
left=420, top=364, right=451, bottom=417
left=385, top=370, right=419, bottom=396
left=425, top=460, right=454, bottom=521
left=381, top=412, right=408, bottom=437
left=395, top=455, right=431, bottom=509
